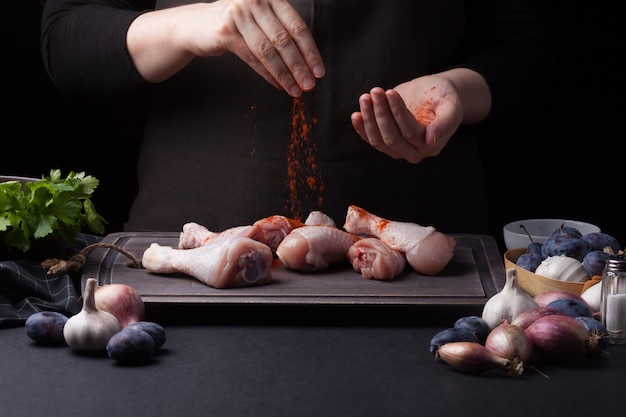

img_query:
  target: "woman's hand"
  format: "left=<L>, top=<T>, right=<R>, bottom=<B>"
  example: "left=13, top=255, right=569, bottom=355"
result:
left=127, top=0, right=325, bottom=97
left=351, top=69, right=491, bottom=163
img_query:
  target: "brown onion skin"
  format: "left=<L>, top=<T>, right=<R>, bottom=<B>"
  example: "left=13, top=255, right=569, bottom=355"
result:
left=510, top=306, right=566, bottom=330
left=525, top=315, right=594, bottom=361
left=437, top=341, right=515, bottom=374
left=485, top=323, right=533, bottom=362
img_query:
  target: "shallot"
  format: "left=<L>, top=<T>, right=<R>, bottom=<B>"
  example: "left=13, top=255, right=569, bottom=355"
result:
left=94, top=283, right=145, bottom=328
left=485, top=322, right=533, bottom=363
left=534, top=290, right=589, bottom=308
left=525, top=314, right=599, bottom=361
left=575, top=316, right=610, bottom=352
left=436, top=341, right=523, bottom=375
left=510, top=306, right=566, bottom=330
left=535, top=290, right=600, bottom=319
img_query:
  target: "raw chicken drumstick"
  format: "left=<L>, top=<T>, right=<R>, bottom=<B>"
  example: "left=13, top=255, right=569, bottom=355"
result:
left=252, top=215, right=305, bottom=254
left=347, top=238, right=406, bottom=280
left=276, top=225, right=362, bottom=272
left=343, top=205, right=456, bottom=276
left=142, top=235, right=273, bottom=289
left=304, top=210, right=337, bottom=227
left=178, top=222, right=263, bottom=249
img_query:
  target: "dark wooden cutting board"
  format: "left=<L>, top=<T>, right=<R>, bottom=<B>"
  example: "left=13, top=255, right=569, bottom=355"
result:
left=81, top=233, right=505, bottom=310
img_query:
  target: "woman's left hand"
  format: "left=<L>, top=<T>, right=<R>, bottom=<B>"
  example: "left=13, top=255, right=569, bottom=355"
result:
left=350, top=75, right=466, bottom=164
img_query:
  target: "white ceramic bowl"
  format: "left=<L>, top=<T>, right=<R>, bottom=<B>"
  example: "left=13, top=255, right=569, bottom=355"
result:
left=503, top=218, right=601, bottom=250
left=0, top=175, right=39, bottom=186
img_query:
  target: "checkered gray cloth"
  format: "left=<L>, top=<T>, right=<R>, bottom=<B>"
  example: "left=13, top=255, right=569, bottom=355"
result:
left=0, top=234, right=102, bottom=328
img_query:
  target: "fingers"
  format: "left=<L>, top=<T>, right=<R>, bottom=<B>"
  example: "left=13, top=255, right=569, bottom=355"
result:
left=229, top=39, right=283, bottom=89
left=353, top=87, right=427, bottom=163
left=385, top=89, right=425, bottom=147
left=233, top=0, right=324, bottom=97
left=271, top=1, right=325, bottom=78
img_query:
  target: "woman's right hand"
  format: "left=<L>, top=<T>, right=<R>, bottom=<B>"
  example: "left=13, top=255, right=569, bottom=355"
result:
left=127, top=0, right=325, bottom=97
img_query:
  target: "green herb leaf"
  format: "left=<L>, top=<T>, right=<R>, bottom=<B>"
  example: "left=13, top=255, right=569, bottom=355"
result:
left=0, top=170, right=108, bottom=253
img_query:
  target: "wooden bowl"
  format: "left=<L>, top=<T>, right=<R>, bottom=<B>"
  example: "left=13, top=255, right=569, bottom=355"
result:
left=503, top=248, right=600, bottom=297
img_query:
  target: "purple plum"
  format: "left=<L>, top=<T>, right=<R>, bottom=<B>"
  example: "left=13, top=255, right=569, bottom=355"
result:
left=107, top=328, right=156, bottom=364
left=541, top=232, right=591, bottom=262
left=516, top=252, right=544, bottom=272
left=453, top=315, right=491, bottom=343
left=547, top=298, right=593, bottom=318
left=582, top=250, right=611, bottom=277
left=25, top=311, right=68, bottom=345
left=527, top=242, right=543, bottom=255
left=551, top=225, right=583, bottom=237
left=582, top=232, right=621, bottom=253
left=429, top=327, right=479, bottom=355
left=125, top=321, right=166, bottom=350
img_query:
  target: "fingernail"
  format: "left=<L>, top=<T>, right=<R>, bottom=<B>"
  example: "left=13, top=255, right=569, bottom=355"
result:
left=290, top=85, right=302, bottom=97
left=302, top=77, right=315, bottom=90
left=313, top=65, right=325, bottom=78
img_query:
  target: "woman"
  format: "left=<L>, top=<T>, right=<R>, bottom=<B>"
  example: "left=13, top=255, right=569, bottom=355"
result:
left=41, top=0, right=551, bottom=234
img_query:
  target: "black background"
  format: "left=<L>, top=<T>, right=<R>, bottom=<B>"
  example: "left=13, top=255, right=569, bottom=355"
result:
left=2, top=1, right=624, bottom=252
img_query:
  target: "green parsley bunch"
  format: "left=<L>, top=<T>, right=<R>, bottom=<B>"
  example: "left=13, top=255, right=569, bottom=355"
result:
left=0, top=170, right=107, bottom=253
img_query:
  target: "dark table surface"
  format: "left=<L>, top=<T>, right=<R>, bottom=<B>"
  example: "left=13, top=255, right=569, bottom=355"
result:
left=1, top=304, right=623, bottom=417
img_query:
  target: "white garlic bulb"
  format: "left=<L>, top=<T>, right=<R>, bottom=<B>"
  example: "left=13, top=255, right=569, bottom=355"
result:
left=581, top=281, right=602, bottom=313
left=481, top=268, right=538, bottom=329
left=63, top=278, right=121, bottom=352
left=535, top=255, right=589, bottom=282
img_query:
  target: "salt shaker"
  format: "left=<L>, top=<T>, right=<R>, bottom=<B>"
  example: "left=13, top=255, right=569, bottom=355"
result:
left=601, top=255, right=626, bottom=345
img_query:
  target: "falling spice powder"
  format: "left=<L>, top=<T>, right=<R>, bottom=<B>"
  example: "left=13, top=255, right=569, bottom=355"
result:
left=286, top=95, right=324, bottom=221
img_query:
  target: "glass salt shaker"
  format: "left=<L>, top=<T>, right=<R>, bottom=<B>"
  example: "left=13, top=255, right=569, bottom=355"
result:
left=601, top=255, right=626, bottom=345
